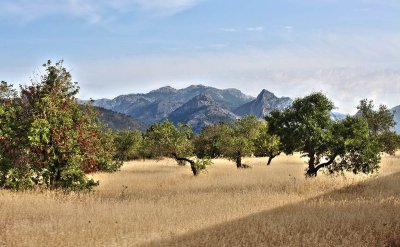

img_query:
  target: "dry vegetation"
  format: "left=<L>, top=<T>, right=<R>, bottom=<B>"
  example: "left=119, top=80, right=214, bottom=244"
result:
left=1, top=153, right=399, bottom=247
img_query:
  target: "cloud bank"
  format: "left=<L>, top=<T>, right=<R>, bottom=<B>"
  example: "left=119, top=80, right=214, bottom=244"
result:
left=72, top=31, right=400, bottom=114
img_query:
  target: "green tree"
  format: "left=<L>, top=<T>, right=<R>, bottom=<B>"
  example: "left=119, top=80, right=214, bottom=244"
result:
left=0, top=61, right=120, bottom=190
left=254, top=122, right=281, bottom=165
left=357, top=99, right=399, bottom=155
left=113, top=130, right=144, bottom=161
left=143, top=120, right=209, bottom=176
left=0, top=81, right=31, bottom=189
left=193, top=122, right=232, bottom=159
left=219, top=115, right=263, bottom=168
left=267, top=92, right=381, bottom=177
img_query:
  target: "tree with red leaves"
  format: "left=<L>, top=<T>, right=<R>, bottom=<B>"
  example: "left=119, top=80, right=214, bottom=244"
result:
left=0, top=61, right=120, bottom=191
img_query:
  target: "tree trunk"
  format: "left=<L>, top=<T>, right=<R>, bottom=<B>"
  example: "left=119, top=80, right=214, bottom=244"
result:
left=267, top=152, right=281, bottom=165
left=306, top=153, right=318, bottom=177
left=267, top=156, right=274, bottom=165
left=171, top=153, right=198, bottom=176
left=236, top=156, right=242, bottom=168
left=306, top=154, right=337, bottom=177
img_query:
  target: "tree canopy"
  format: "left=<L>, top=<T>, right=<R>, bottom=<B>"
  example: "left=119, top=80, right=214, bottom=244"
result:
left=143, top=120, right=210, bottom=175
left=217, top=115, right=264, bottom=168
left=0, top=60, right=120, bottom=191
left=356, top=99, right=400, bottom=155
left=267, top=92, right=383, bottom=176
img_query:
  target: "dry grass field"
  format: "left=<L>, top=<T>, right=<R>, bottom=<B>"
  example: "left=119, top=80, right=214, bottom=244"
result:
left=0, top=153, right=399, bottom=247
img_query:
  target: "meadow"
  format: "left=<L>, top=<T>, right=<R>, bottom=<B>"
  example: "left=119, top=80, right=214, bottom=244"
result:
left=1, top=153, right=399, bottom=247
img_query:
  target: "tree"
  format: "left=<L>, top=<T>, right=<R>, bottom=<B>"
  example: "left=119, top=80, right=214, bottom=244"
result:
left=113, top=130, right=144, bottom=161
left=219, top=115, right=263, bottom=168
left=143, top=120, right=209, bottom=176
left=267, top=92, right=382, bottom=177
left=0, top=81, right=31, bottom=189
left=193, top=122, right=232, bottom=159
left=357, top=99, right=399, bottom=155
left=254, top=122, right=281, bottom=165
left=0, top=61, right=120, bottom=190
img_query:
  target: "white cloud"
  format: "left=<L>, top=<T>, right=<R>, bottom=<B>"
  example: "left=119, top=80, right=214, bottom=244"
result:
left=247, top=26, right=264, bottom=32
left=0, top=0, right=205, bottom=23
left=220, top=28, right=237, bottom=32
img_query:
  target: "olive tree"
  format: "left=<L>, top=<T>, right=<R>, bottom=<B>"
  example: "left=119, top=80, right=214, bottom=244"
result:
left=193, top=122, right=232, bottom=159
left=267, top=92, right=382, bottom=177
left=357, top=99, right=400, bottom=155
left=219, top=115, right=264, bottom=168
left=254, top=122, right=281, bottom=165
left=143, top=120, right=210, bottom=176
left=113, top=130, right=144, bottom=161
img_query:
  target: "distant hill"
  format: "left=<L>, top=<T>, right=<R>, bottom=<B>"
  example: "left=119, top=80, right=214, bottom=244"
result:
left=391, top=105, right=400, bottom=133
left=234, top=89, right=292, bottom=118
left=94, top=106, right=148, bottom=132
left=168, top=93, right=238, bottom=133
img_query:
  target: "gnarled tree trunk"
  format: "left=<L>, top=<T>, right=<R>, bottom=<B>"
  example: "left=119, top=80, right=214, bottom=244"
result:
left=171, top=153, right=198, bottom=176
left=267, top=152, right=281, bottom=165
left=306, top=154, right=337, bottom=177
left=267, top=156, right=274, bottom=166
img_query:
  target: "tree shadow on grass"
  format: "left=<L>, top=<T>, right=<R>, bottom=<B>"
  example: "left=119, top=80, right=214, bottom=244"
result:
left=143, top=172, right=400, bottom=247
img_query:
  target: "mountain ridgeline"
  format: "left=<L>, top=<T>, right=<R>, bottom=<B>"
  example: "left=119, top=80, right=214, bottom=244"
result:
left=94, top=106, right=148, bottom=132
left=91, top=85, right=400, bottom=133
left=91, top=85, right=293, bottom=133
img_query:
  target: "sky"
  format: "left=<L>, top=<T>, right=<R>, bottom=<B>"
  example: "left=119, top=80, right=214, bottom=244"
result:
left=1, top=0, right=400, bottom=113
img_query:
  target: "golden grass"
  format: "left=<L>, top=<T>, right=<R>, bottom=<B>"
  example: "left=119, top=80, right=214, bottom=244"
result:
left=0, top=153, right=399, bottom=247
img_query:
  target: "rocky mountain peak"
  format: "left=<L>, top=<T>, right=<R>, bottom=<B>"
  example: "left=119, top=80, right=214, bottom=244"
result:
left=256, top=89, right=277, bottom=102
left=148, top=86, right=177, bottom=94
left=234, top=89, right=292, bottom=118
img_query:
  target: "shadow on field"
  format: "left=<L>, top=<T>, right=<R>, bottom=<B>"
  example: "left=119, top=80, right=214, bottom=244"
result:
left=143, top=172, right=400, bottom=247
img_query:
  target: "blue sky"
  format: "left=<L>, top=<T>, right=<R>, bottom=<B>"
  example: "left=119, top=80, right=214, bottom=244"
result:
left=1, top=0, right=400, bottom=113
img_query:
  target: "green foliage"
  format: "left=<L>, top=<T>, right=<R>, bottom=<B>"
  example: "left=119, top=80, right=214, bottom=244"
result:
left=4, top=168, right=35, bottom=191
left=143, top=120, right=212, bottom=176
left=0, top=60, right=119, bottom=191
left=193, top=122, right=232, bottom=159
left=143, top=119, right=194, bottom=160
left=254, top=122, right=281, bottom=165
left=267, top=92, right=382, bottom=177
left=219, top=115, right=264, bottom=168
left=377, top=131, right=400, bottom=155
left=59, top=168, right=99, bottom=191
left=193, top=158, right=213, bottom=174
left=357, top=99, right=399, bottom=155
left=113, top=130, right=144, bottom=161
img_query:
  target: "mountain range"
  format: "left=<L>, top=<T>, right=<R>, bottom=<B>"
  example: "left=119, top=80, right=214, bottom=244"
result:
left=90, top=85, right=399, bottom=134
left=91, top=85, right=292, bottom=133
